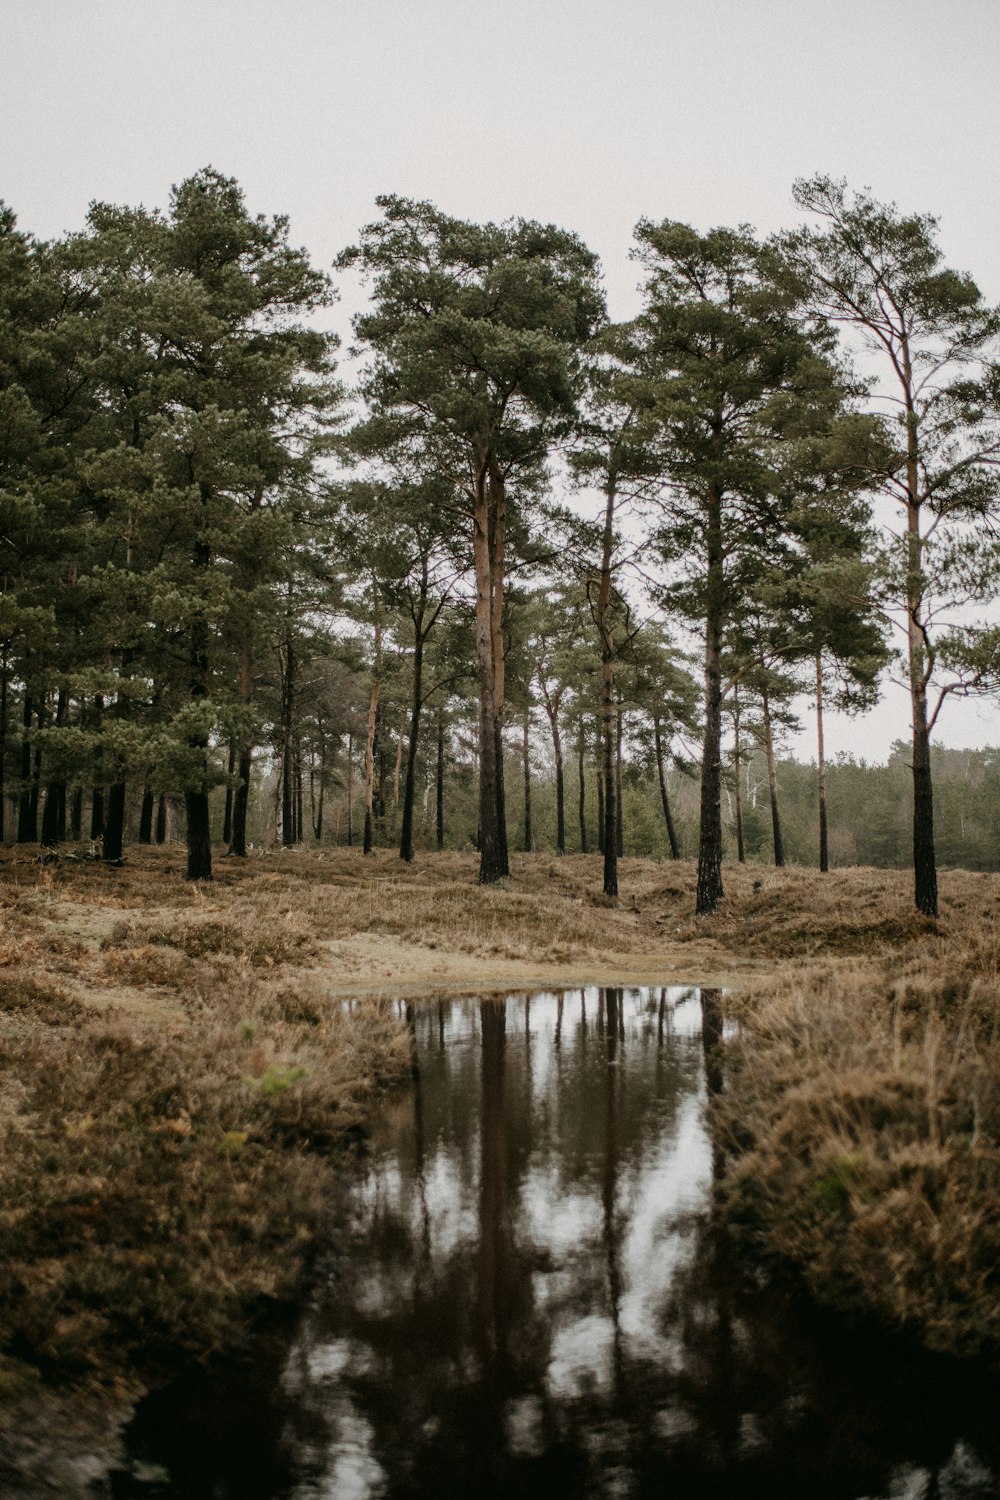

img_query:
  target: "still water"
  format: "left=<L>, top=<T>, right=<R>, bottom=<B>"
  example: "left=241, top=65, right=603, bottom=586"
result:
left=116, top=987, right=1000, bottom=1499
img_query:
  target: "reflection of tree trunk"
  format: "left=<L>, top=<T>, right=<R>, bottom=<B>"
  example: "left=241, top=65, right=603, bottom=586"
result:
left=602, top=988, right=624, bottom=1395
left=761, top=680, right=784, bottom=868
left=478, top=1000, right=509, bottom=1359
left=406, top=1003, right=431, bottom=1260
left=701, top=987, right=725, bottom=1182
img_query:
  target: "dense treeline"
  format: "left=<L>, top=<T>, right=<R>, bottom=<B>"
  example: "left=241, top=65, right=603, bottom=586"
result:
left=3, top=170, right=1000, bottom=912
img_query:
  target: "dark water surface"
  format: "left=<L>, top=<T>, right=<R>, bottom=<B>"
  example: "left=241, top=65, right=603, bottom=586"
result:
left=113, top=987, right=1000, bottom=1499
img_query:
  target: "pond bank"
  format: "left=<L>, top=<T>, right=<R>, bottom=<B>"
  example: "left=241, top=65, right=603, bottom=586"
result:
left=1, top=847, right=998, bottom=1491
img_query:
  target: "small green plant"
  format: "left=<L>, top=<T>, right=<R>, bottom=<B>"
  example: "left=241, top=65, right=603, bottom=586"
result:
left=243, top=1064, right=309, bottom=1097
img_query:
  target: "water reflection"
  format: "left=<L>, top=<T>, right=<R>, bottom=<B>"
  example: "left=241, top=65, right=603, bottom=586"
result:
left=118, top=987, right=1000, bottom=1500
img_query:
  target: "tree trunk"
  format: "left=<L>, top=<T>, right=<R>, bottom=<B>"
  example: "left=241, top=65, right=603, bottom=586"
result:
left=155, top=794, right=167, bottom=844
left=138, top=787, right=154, bottom=844
left=295, top=741, right=304, bottom=844
left=346, top=732, right=354, bottom=847
left=229, top=646, right=254, bottom=857
left=0, top=646, right=7, bottom=843
left=553, top=713, right=565, bottom=855
left=399, top=613, right=425, bottom=864
left=816, top=652, right=829, bottom=873
left=89, top=694, right=105, bottom=840
left=761, top=679, right=784, bottom=868
left=488, top=461, right=510, bottom=881
left=281, top=637, right=296, bottom=846
left=314, top=739, right=326, bottom=843
left=17, top=690, right=36, bottom=843
left=436, top=712, right=445, bottom=851
left=104, top=780, right=127, bottom=863
left=653, top=713, right=680, bottom=859
left=363, top=679, right=381, bottom=856
left=732, top=688, right=745, bottom=865
left=596, top=459, right=619, bottom=897
left=696, top=484, right=725, bottom=915
left=71, top=787, right=83, bottom=841
left=521, top=711, right=533, bottom=852
left=898, top=337, right=938, bottom=916
left=614, top=690, right=624, bottom=859
left=185, top=527, right=213, bottom=882
left=473, top=462, right=507, bottom=883
left=40, top=688, right=68, bottom=848
left=597, top=764, right=605, bottom=856
left=222, top=740, right=236, bottom=846
left=577, top=728, right=588, bottom=854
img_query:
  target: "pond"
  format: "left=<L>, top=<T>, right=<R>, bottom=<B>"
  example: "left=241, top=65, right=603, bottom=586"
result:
left=113, top=987, right=1000, bottom=1499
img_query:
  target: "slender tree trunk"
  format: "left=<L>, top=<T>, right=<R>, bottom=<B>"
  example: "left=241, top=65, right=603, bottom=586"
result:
left=363, top=681, right=381, bottom=856
left=696, top=483, right=725, bottom=915
left=489, top=460, right=509, bottom=880
left=653, top=713, right=680, bottom=859
left=614, top=690, right=624, bottom=859
left=222, top=740, right=236, bottom=846
left=0, top=646, right=7, bottom=843
left=596, top=459, right=619, bottom=897
left=552, top=711, right=565, bottom=855
left=520, top=711, right=533, bottom=852
left=184, top=526, right=213, bottom=882
left=473, top=463, right=506, bottom=882
left=295, top=742, right=304, bottom=844
left=103, top=781, right=127, bottom=863
left=89, top=691, right=106, bottom=842
left=400, top=612, right=425, bottom=864
left=896, top=338, right=938, bottom=916
left=229, top=647, right=254, bottom=857
left=761, top=680, right=784, bottom=868
left=155, top=794, right=167, bottom=844
left=40, top=688, right=68, bottom=848
left=815, top=652, right=829, bottom=873
left=732, top=688, right=745, bottom=865
left=597, top=763, right=605, bottom=856
left=346, top=732, right=354, bottom=847
left=281, top=637, right=296, bottom=847
left=577, top=727, right=588, bottom=854
left=138, top=788, right=154, bottom=844
left=436, top=712, right=445, bottom=851
left=71, top=787, right=83, bottom=841
left=314, top=739, right=326, bottom=843
left=17, top=690, right=36, bottom=843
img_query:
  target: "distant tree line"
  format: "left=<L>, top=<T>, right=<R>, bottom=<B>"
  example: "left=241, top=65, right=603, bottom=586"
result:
left=3, top=170, right=1000, bottom=912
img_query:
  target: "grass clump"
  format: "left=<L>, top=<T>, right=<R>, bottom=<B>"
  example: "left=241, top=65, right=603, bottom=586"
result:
left=717, top=957, right=1000, bottom=1359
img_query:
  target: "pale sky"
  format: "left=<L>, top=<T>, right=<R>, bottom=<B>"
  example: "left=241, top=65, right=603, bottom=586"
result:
left=4, top=0, right=1000, bottom=761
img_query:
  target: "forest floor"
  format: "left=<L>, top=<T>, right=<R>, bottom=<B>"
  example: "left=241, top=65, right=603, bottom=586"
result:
left=1, top=843, right=998, bottom=1493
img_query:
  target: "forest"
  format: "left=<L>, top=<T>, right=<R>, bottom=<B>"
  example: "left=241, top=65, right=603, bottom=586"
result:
left=4, top=168, right=1000, bottom=917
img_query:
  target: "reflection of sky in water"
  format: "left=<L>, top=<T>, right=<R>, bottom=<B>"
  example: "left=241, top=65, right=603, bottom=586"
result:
left=125, top=985, right=1000, bottom=1500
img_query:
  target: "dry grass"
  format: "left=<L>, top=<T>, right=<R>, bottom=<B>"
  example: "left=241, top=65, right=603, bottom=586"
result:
left=1, top=841, right=999, bottom=1485
left=717, top=940, right=1000, bottom=1359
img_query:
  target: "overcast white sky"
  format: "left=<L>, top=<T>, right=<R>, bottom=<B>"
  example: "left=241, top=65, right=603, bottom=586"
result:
left=4, top=0, right=1000, bottom=761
